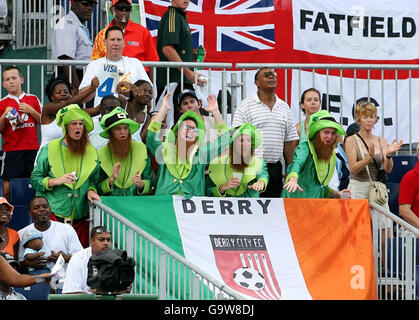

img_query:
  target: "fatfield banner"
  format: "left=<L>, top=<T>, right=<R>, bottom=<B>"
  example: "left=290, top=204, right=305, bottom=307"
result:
left=102, top=195, right=377, bottom=300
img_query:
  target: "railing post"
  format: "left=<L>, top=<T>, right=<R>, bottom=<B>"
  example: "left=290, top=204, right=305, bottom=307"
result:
left=405, top=234, right=414, bottom=300
left=192, top=274, right=200, bottom=300
left=159, top=252, right=167, bottom=300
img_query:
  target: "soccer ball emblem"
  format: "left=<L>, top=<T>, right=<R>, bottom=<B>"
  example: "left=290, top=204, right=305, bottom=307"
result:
left=233, top=267, right=265, bottom=291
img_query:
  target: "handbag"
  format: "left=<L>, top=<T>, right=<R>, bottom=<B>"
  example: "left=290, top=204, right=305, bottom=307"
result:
left=354, top=134, right=389, bottom=206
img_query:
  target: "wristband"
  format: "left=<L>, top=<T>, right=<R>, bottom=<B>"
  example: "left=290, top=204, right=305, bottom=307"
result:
left=386, top=154, right=392, bottom=159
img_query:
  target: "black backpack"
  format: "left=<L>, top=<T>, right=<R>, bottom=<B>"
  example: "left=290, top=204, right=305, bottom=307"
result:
left=87, top=249, right=135, bottom=293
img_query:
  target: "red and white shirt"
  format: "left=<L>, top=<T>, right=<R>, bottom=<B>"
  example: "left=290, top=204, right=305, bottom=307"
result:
left=0, top=92, right=41, bottom=152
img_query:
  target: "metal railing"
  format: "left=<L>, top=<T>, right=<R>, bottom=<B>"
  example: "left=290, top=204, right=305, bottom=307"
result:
left=237, top=63, right=419, bottom=154
left=89, top=200, right=244, bottom=300
left=1, top=59, right=419, bottom=152
left=10, top=0, right=105, bottom=50
left=0, top=59, right=233, bottom=122
left=370, top=202, right=419, bottom=300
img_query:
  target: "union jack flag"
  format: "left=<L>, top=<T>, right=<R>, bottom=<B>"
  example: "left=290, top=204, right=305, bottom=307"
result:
left=144, top=0, right=279, bottom=63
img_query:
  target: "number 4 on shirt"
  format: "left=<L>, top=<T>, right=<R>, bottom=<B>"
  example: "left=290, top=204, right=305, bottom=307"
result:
left=97, top=77, right=114, bottom=98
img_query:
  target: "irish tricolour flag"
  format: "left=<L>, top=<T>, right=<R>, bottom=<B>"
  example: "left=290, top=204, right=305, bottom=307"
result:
left=102, top=195, right=377, bottom=300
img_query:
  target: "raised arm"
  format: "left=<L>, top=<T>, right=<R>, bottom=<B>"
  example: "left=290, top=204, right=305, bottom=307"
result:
left=42, top=77, right=100, bottom=123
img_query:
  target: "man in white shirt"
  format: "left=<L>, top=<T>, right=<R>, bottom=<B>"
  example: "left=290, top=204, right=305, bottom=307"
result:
left=18, top=197, right=83, bottom=281
left=232, top=67, right=299, bottom=197
left=62, top=226, right=111, bottom=294
left=51, top=0, right=98, bottom=94
left=79, top=25, right=151, bottom=109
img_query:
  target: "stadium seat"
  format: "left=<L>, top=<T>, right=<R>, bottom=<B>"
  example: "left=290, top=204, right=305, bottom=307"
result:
left=387, top=155, right=417, bottom=184
left=0, top=178, right=3, bottom=197
left=387, top=183, right=400, bottom=217
left=14, top=283, right=50, bottom=300
left=10, top=178, right=35, bottom=206
left=7, top=205, right=31, bottom=231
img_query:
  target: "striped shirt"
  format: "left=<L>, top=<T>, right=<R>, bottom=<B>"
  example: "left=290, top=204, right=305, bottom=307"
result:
left=232, top=93, right=299, bottom=163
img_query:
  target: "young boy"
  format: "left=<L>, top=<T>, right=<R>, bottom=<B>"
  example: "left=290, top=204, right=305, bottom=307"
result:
left=0, top=66, right=41, bottom=200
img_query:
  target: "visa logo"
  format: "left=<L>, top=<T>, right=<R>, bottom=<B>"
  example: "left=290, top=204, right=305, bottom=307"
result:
left=103, top=64, right=118, bottom=73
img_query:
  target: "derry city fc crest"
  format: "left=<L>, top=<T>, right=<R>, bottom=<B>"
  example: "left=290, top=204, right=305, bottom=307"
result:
left=210, top=234, right=281, bottom=300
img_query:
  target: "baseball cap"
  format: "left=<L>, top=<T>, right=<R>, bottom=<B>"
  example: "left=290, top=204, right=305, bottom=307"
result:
left=177, top=89, right=199, bottom=105
left=111, top=0, right=132, bottom=7
left=21, top=229, right=43, bottom=248
left=0, top=197, right=14, bottom=216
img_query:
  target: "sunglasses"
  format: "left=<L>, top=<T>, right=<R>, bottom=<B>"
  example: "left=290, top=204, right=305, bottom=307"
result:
left=357, top=101, right=377, bottom=107
left=93, top=227, right=111, bottom=235
left=183, top=125, right=198, bottom=132
left=262, top=71, right=277, bottom=78
left=114, top=5, right=132, bottom=12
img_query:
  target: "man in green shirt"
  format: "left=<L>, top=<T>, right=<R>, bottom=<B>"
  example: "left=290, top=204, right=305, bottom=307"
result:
left=97, top=107, right=154, bottom=196
left=281, top=110, right=349, bottom=199
left=156, top=0, right=207, bottom=124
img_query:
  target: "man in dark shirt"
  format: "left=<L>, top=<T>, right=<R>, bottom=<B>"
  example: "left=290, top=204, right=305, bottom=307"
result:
left=156, top=0, right=206, bottom=126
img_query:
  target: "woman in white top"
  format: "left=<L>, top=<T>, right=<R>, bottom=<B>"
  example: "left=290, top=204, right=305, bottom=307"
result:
left=39, top=76, right=101, bottom=151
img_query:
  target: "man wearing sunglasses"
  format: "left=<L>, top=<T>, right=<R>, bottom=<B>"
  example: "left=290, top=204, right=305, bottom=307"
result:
left=62, top=226, right=111, bottom=294
left=52, top=0, right=98, bottom=96
left=232, top=67, right=299, bottom=198
left=91, top=0, right=158, bottom=80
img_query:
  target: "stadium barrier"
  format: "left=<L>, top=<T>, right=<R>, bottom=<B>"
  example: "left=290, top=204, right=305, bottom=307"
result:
left=89, top=200, right=244, bottom=300
left=0, top=59, right=418, bottom=151
left=370, top=201, right=419, bottom=300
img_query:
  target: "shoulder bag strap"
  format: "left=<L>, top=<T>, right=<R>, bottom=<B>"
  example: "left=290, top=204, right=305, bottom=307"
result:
left=354, top=134, right=373, bottom=183
left=356, top=133, right=381, bottom=170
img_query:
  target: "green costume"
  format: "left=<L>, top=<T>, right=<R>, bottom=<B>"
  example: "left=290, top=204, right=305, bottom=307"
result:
left=31, top=105, right=100, bottom=219
left=205, top=123, right=269, bottom=197
left=97, top=108, right=154, bottom=196
left=281, top=110, right=346, bottom=199
left=206, top=155, right=269, bottom=197
left=146, top=110, right=229, bottom=197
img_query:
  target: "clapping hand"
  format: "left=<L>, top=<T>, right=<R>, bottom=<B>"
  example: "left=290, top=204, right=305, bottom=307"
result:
left=386, top=139, right=403, bottom=158
left=132, top=170, right=145, bottom=190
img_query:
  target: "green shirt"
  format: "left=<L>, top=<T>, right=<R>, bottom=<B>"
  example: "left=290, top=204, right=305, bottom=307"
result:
left=98, top=141, right=154, bottom=196
left=30, top=138, right=101, bottom=219
left=157, top=6, right=193, bottom=88
left=146, top=120, right=229, bottom=197
left=206, top=154, right=269, bottom=197
left=281, top=140, right=335, bottom=199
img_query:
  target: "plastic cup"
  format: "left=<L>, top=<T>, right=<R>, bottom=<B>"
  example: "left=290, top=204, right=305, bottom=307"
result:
left=232, top=172, right=243, bottom=181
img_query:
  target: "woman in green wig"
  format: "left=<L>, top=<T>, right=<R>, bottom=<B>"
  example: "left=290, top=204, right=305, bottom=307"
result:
left=31, top=104, right=101, bottom=247
left=281, top=110, right=349, bottom=199
left=146, top=93, right=230, bottom=197
left=206, top=123, right=269, bottom=197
